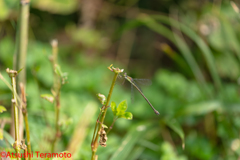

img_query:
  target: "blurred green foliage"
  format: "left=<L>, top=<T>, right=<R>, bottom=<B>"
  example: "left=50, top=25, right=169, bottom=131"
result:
left=1, top=0, right=240, bottom=160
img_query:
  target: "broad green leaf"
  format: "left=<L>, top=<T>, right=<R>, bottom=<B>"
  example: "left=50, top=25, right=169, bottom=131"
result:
left=166, top=119, right=185, bottom=149
left=0, top=105, right=6, bottom=113
left=40, top=94, right=54, bottom=103
left=119, top=112, right=133, bottom=120
left=117, top=100, right=128, bottom=113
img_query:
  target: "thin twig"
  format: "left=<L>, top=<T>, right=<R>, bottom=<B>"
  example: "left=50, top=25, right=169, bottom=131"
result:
left=19, top=83, right=32, bottom=160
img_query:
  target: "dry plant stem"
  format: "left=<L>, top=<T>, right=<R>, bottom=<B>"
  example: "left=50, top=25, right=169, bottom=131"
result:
left=7, top=70, right=20, bottom=160
left=51, top=40, right=62, bottom=153
left=15, top=0, right=30, bottom=141
left=91, top=72, right=119, bottom=160
left=20, top=83, right=32, bottom=160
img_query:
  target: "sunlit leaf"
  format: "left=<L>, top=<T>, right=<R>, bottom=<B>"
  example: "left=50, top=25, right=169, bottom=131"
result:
left=40, top=94, right=54, bottom=103
left=0, top=105, right=6, bottom=113
left=119, top=112, right=133, bottom=120
left=117, top=100, right=127, bottom=113
left=17, top=67, right=24, bottom=74
left=102, top=124, right=108, bottom=129
left=111, top=101, right=117, bottom=111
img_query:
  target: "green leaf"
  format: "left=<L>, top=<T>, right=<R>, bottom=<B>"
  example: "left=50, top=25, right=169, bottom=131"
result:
left=119, top=112, right=133, bottom=120
left=0, top=105, right=6, bottom=113
left=111, top=101, right=117, bottom=111
left=40, top=94, right=54, bottom=103
left=117, top=100, right=128, bottom=114
left=166, top=119, right=185, bottom=149
left=102, top=124, right=108, bottom=129
left=17, top=67, right=24, bottom=74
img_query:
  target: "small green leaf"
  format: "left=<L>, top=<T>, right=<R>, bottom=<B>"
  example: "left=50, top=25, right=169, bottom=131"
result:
left=102, top=124, right=108, bottom=129
left=40, top=94, right=54, bottom=103
left=119, top=112, right=133, bottom=120
left=117, top=100, right=128, bottom=113
left=17, top=67, right=24, bottom=74
left=0, top=105, right=6, bottom=113
left=111, top=101, right=117, bottom=111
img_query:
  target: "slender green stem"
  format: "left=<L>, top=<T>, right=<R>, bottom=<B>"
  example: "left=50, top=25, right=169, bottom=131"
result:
left=20, top=83, right=32, bottom=160
left=7, top=69, right=20, bottom=160
left=91, top=72, right=119, bottom=160
left=91, top=110, right=103, bottom=145
left=15, top=0, right=30, bottom=143
left=106, top=117, right=117, bottom=134
left=50, top=40, right=62, bottom=153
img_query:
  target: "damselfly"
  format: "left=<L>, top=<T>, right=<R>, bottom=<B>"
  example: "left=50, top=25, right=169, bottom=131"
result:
left=119, top=73, right=160, bottom=115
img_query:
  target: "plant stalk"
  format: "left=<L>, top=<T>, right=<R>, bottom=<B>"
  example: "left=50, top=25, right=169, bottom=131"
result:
left=50, top=40, right=62, bottom=153
left=15, top=0, right=30, bottom=141
left=7, top=69, right=20, bottom=160
left=20, top=83, right=32, bottom=160
left=91, top=72, right=119, bottom=160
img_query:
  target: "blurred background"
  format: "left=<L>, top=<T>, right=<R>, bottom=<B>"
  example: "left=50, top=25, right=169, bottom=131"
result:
left=1, top=0, right=240, bottom=159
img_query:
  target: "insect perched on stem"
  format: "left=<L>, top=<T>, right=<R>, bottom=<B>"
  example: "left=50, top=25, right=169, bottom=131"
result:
left=119, top=72, right=160, bottom=115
